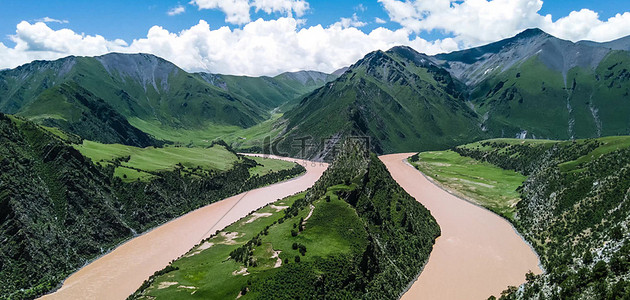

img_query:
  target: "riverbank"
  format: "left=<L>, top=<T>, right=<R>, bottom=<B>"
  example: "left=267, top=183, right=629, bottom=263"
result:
left=379, top=153, right=542, bottom=300
left=40, top=156, right=328, bottom=300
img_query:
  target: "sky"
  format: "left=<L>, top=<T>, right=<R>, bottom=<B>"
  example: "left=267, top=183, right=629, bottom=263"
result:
left=0, top=0, right=629, bottom=76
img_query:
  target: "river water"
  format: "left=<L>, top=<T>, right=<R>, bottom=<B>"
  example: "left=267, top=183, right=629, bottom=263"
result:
left=41, top=153, right=541, bottom=300
left=379, top=153, right=542, bottom=300
left=41, top=156, right=328, bottom=300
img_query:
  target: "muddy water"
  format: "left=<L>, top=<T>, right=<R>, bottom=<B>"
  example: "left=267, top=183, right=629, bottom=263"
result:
left=379, top=153, right=542, bottom=300
left=41, top=156, right=327, bottom=300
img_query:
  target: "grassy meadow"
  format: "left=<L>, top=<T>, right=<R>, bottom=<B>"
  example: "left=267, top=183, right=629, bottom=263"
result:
left=133, top=183, right=366, bottom=299
left=410, top=149, right=526, bottom=220
left=74, top=140, right=295, bottom=182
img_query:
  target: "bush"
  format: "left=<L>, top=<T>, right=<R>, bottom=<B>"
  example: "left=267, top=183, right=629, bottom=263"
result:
left=295, top=256, right=301, bottom=263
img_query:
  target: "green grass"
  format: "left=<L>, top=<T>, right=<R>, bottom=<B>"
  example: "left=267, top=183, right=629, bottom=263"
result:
left=73, top=140, right=297, bottom=182
left=136, top=184, right=366, bottom=299
left=558, top=136, right=630, bottom=172
left=410, top=150, right=526, bottom=220
left=74, top=140, right=299, bottom=182
left=247, top=156, right=296, bottom=177
left=128, top=114, right=285, bottom=149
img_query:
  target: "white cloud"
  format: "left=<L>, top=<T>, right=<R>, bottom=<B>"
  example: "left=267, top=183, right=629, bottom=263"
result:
left=0, top=19, right=456, bottom=76
left=2, top=1, right=630, bottom=77
left=375, top=17, right=387, bottom=24
left=34, top=17, right=69, bottom=24
left=190, top=0, right=309, bottom=25
left=190, top=0, right=251, bottom=24
left=379, top=0, right=630, bottom=47
left=355, top=4, right=367, bottom=12
left=333, top=14, right=367, bottom=28
left=167, top=5, right=186, bottom=16
left=252, top=0, right=309, bottom=17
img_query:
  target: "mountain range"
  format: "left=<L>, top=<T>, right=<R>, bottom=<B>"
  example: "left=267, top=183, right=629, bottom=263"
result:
left=0, top=53, right=337, bottom=148
left=1, top=28, right=629, bottom=159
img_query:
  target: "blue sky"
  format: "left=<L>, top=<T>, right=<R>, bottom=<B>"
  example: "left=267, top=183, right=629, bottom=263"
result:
left=2, top=0, right=629, bottom=46
left=1, top=0, right=629, bottom=75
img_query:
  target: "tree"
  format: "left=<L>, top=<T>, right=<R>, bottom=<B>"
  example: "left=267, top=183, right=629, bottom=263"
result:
left=592, top=261, right=608, bottom=281
left=525, top=271, right=536, bottom=283
left=295, top=256, right=301, bottom=263
left=583, top=251, right=593, bottom=265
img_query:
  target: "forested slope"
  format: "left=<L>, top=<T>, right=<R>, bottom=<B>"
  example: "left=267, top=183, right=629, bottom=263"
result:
left=453, top=138, right=630, bottom=299
left=0, top=114, right=304, bottom=299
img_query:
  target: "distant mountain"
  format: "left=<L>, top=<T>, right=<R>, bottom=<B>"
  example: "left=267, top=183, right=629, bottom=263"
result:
left=199, top=70, right=338, bottom=112
left=273, top=46, right=484, bottom=159
left=434, top=28, right=630, bottom=140
left=0, top=53, right=336, bottom=147
left=272, top=29, right=630, bottom=159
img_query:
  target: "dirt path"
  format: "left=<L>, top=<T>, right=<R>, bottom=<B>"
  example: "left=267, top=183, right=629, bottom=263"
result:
left=41, top=156, right=328, bottom=300
left=379, top=153, right=542, bottom=300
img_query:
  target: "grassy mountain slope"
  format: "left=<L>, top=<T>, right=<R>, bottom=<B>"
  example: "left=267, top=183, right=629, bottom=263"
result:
left=130, top=141, right=440, bottom=299
left=433, top=29, right=630, bottom=140
left=0, top=54, right=335, bottom=148
left=274, top=46, right=484, bottom=159
left=421, top=137, right=630, bottom=299
left=0, top=114, right=304, bottom=299
left=199, top=70, right=337, bottom=112
left=18, top=82, right=162, bottom=147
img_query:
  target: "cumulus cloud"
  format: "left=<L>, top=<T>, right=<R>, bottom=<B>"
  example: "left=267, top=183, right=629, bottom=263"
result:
left=375, top=17, right=387, bottom=24
left=333, top=14, right=368, bottom=28
left=167, top=5, right=186, bottom=16
left=190, top=0, right=308, bottom=25
left=379, top=0, right=630, bottom=47
left=252, top=0, right=309, bottom=17
left=34, top=17, right=69, bottom=24
left=0, top=19, right=456, bottom=76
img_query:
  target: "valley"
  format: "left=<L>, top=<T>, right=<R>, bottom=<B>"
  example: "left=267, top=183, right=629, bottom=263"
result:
left=1, top=26, right=629, bottom=300
left=128, top=142, right=441, bottom=299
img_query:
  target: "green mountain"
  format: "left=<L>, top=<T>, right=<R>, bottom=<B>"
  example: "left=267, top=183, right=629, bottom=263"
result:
left=0, top=113, right=304, bottom=299
left=434, top=28, right=630, bottom=140
left=273, top=46, right=484, bottom=159
left=264, top=29, right=630, bottom=159
left=199, top=70, right=338, bottom=112
left=130, top=141, right=440, bottom=299
left=0, top=54, right=335, bottom=147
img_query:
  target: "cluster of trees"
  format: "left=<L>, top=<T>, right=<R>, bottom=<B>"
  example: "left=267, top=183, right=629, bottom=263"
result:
left=229, top=235, right=264, bottom=267
left=292, top=243, right=307, bottom=256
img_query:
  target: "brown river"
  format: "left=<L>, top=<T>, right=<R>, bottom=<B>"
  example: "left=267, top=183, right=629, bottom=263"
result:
left=41, top=155, right=328, bottom=300
left=380, top=153, right=542, bottom=300
left=41, top=153, right=542, bottom=300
